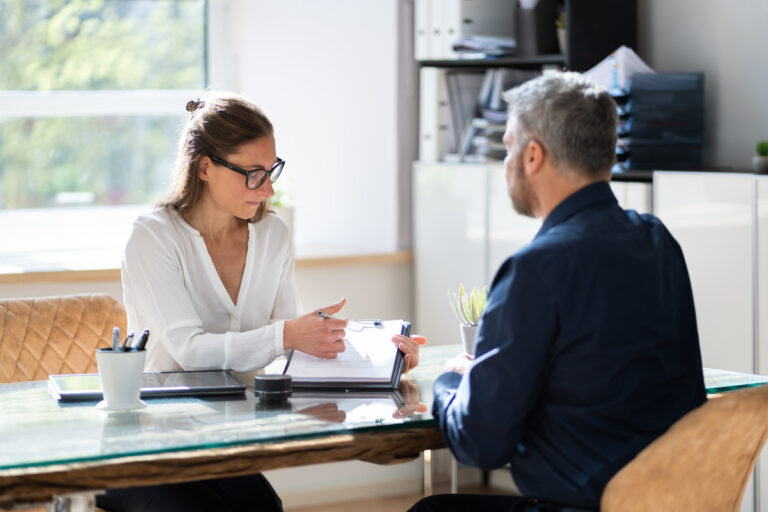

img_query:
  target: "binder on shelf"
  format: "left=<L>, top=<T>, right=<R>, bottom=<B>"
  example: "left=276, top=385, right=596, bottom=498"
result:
left=415, top=0, right=518, bottom=61
left=419, top=67, right=451, bottom=162
left=441, top=0, right=461, bottom=61
left=428, top=0, right=445, bottom=60
left=414, top=0, right=432, bottom=61
left=283, top=320, right=412, bottom=390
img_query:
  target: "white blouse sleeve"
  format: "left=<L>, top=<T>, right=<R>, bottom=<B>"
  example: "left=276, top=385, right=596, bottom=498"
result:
left=122, top=221, right=290, bottom=372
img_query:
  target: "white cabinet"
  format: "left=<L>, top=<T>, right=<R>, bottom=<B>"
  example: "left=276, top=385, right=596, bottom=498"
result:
left=757, top=176, right=768, bottom=382
left=609, top=181, right=653, bottom=214
left=413, top=162, right=539, bottom=346
left=653, top=171, right=755, bottom=374
left=487, top=165, right=542, bottom=282
left=757, top=177, right=768, bottom=512
left=413, top=162, right=488, bottom=346
left=654, top=171, right=768, bottom=512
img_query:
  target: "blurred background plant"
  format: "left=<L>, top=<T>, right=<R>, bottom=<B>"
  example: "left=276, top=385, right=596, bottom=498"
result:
left=449, top=284, right=488, bottom=326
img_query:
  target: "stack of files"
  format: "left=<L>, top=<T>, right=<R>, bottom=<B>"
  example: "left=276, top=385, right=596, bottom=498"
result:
left=458, top=68, right=539, bottom=160
left=613, top=90, right=631, bottom=172
left=419, top=67, right=539, bottom=162
left=624, top=73, right=704, bottom=170
left=452, top=35, right=517, bottom=57
left=415, top=0, right=517, bottom=61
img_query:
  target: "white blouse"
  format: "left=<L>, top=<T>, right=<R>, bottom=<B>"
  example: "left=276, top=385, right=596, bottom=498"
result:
left=121, top=207, right=301, bottom=372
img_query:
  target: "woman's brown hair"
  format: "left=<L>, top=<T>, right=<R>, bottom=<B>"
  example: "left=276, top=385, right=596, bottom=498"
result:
left=158, top=91, right=274, bottom=222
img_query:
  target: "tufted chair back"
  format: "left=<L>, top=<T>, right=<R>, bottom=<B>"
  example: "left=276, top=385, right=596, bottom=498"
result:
left=0, top=294, right=127, bottom=383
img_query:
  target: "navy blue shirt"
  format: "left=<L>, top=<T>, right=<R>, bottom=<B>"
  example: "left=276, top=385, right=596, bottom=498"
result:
left=433, top=181, right=706, bottom=508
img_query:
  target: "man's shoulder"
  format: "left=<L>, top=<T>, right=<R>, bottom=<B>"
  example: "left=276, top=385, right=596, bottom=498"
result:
left=624, top=208, right=665, bottom=229
left=498, top=208, right=678, bottom=281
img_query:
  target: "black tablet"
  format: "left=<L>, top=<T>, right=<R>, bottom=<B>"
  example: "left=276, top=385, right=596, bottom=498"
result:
left=48, top=370, right=246, bottom=402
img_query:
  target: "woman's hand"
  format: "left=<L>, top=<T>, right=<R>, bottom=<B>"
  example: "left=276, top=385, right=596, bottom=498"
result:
left=284, top=299, right=349, bottom=358
left=392, top=333, right=427, bottom=373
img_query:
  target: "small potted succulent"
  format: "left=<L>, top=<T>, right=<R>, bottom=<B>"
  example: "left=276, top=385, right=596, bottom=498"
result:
left=754, top=140, right=768, bottom=174
left=449, top=284, right=488, bottom=354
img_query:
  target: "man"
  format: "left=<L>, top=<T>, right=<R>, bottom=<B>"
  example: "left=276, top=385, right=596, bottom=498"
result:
left=410, top=72, right=705, bottom=511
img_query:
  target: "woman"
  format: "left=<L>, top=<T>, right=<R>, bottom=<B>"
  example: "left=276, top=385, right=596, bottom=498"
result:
left=97, top=91, right=423, bottom=512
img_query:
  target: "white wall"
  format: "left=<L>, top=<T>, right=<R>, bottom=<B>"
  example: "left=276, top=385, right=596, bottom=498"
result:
left=637, top=0, right=768, bottom=169
left=230, top=0, right=417, bottom=256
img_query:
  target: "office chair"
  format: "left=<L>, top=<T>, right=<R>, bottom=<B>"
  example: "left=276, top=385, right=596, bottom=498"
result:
left=601, top=384, right=768, bottom=511
left=0, top=293, right=126, bottom=383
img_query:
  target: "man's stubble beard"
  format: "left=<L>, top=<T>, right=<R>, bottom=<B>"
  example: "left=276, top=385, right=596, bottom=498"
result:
left=509, top=151, right=536, bottom=218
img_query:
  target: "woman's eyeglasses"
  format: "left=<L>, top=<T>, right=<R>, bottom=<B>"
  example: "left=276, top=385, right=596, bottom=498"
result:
left=209, top=155, right=285, bottom=190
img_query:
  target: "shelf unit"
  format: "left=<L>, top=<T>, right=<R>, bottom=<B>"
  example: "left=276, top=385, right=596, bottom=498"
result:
left=420, top=54, right=565, bottom=69
left=418, top=0, right=637, bottom=72
left=413, top=1, right=641, bottom=345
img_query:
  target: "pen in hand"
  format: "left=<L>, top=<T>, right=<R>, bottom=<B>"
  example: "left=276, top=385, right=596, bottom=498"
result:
left=316, top=311, right=337, bottom=320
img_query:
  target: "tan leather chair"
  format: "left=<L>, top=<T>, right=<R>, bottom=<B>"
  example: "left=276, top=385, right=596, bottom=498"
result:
left=601, top=384, right=768, bottom=511
left=0, top=294, right=126, bottom=383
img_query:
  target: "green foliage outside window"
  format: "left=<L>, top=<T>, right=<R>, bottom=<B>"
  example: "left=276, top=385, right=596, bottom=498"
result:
left=0, top=0, right=206, bottom=209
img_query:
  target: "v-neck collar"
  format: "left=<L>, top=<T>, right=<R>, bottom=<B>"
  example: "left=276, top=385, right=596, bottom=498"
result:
left=173, top=209, right=256, bottom=314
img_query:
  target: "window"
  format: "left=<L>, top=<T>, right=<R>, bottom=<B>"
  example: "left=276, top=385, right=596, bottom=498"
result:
left=0, top=0, right=206, bottom=272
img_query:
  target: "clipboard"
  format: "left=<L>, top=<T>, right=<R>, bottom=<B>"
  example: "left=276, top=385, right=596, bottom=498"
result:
left=283, top=320, right=411, bottom=390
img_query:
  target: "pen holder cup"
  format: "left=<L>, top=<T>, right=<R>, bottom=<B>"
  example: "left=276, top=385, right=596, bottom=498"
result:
left=95, top=348, right=146, bottom=411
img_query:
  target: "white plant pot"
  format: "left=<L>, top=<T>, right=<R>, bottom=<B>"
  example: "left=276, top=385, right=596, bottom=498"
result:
left=557, top=28, right=567, bottom=54
left=460, top=324, right=478, bottom=354
left=754, top=155, right=768, bottom=174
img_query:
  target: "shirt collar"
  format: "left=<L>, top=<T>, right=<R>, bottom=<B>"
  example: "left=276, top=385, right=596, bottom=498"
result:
left=535, top=181, right=617, bottom=239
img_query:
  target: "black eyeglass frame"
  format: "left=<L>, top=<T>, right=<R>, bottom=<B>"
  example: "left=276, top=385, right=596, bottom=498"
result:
left=209, top=155, right=285, bottom=190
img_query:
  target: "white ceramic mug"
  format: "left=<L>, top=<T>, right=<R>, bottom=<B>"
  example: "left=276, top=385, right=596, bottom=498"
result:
left=460, top=324, right=478, bottom=355
left=95, top=348, right=146, bottom=411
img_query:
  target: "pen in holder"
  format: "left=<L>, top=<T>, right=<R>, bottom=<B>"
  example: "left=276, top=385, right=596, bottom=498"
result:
left=95, top=348, right=146, bottom=411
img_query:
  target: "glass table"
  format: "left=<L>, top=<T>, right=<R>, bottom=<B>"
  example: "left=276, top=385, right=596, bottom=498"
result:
left=0, top=344, right=765, bottom=509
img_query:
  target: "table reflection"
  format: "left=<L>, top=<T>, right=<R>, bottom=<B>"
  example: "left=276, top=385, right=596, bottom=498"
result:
left=90, top=378, right=429, bottom=461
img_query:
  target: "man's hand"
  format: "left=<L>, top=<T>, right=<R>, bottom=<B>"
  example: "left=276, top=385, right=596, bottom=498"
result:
left=444, top=353, right=474, bottom=375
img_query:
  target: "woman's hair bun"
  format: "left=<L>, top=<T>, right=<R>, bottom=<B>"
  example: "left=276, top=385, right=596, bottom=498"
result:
left=185, top=99, right=205, bottom=114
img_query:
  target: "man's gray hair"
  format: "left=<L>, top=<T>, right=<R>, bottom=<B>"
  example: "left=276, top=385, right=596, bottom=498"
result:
left=503, top=72, right=617, bottom=177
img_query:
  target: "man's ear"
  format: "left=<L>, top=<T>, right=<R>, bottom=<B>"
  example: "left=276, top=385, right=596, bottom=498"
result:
left=523, top=140, right=546, bottom=177
left=198, top=155, right=211, bottom=182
